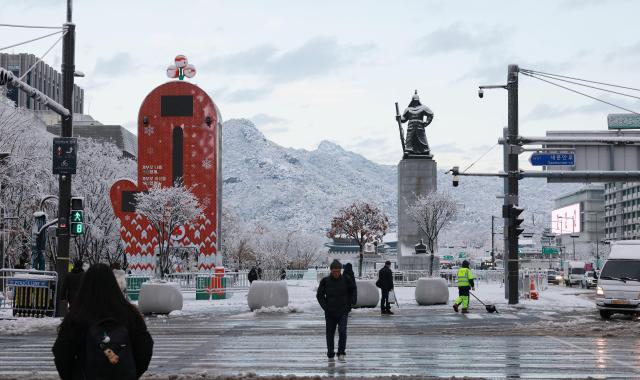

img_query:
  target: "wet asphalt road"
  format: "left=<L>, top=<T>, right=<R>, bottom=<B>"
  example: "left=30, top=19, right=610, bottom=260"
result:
left=1, top=305, right=640, bottom=379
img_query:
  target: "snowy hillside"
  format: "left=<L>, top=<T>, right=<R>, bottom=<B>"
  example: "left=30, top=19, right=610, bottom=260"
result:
left=221, top=119, right=578, bottom=245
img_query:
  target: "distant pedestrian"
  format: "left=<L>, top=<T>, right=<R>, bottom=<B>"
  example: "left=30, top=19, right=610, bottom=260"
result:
left=316, top=259, right=357, bottom=362
left=342, top=263, right=357, bottom=290
left=248, top=267, right=258, bottom=284
left=59, top=259, right=84, bottom=310
left=52, top=263, right=153, bottom=380
left=376, top=260, right=394, bottom=315
left=280, top=268, right=287, bottom=280
left=453, top=260, right=475, bottom=314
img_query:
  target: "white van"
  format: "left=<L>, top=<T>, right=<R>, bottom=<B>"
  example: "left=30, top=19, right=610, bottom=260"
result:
left=595, top=240, right=640, bottom=319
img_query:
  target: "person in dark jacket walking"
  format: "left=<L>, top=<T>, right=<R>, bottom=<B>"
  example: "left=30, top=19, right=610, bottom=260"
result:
left=316, top=260, right=357, bottom=362
left=248, top=267, right=258, bottom=284
left=377, top=261, right=394, bottom=315
left=52, top=264, right=154, bottom=380
left=59, top=259, right=84, bottom=310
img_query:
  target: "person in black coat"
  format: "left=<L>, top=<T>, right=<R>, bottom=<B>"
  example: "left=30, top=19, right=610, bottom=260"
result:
left=342, top=263, right=357, bottom=290
left=60, top=259, right=84, bottom=309
left=377, top=260, right=394, bottom=315
left=316, top=260, right=357, bottom=362
left=248, top=267, right=258, bottom=284
left=52, top=264, right=153, bottom=380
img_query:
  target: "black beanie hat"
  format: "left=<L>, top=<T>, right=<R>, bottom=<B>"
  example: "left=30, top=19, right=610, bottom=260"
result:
left=330, top=259, right=342, bottom=270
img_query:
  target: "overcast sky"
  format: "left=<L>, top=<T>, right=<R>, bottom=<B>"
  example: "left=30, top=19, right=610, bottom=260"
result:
left=3, top=0, right=640, bottom=171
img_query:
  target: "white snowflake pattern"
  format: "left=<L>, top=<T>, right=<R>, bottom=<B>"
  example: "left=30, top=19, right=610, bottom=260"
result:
left=202, top=197, right=211, bottom=207
left=125, top=215, right=131, bottom=221
left=202, top=158, right=213, bottom=170
left=144, top=125, right=155, bottom=136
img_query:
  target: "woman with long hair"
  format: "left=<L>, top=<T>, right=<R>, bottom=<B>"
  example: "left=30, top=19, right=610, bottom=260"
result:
left=52, top=263, right=154, bottom=379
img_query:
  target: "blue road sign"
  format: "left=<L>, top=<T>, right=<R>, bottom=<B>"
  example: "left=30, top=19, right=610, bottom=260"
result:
left=530, top=153, right=575, bottom=166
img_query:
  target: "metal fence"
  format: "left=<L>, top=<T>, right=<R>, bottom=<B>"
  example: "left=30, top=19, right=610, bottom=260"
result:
left=164, top=269, right=309, bottom=292
left=0, top=268, right=58, bottom=317
left=316, top=268, right=548, bottom=295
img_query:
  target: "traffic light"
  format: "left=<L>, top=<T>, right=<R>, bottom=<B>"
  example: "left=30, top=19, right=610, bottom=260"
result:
left=70, top=197, right=84, bottom=236
left=511, top=205, right=525, bottom=237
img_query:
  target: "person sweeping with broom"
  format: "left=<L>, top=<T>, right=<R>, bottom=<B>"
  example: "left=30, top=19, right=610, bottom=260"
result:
left=453, top=260, right=475, bottom=314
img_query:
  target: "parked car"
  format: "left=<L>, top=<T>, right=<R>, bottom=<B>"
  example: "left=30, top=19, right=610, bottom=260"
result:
left=581, top=271, right=598, bottom=289
left=547, top=270, right=561, bottom=285
left=596, top=240, right=640, bottom=320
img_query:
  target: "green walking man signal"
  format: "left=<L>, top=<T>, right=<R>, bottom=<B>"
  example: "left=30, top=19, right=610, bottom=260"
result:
left=70, top=197, right=84, bottom=236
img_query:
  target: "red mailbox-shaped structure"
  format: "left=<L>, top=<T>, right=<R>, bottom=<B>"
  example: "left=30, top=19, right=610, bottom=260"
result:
left=110, top=81, right=221, bottom=273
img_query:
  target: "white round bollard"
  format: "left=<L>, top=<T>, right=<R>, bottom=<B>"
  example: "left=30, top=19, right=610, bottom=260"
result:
left=247, top=281, right=289, bottom=311
left=354, top=280, right=379, bottom=308
left=415, top=277, right=449, bottom=305
left=138, top=281, right=183, bottom=314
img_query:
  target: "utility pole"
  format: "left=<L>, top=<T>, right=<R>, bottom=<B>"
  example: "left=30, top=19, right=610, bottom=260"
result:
left=504, top=64, right=520, bottom=305
left=55, top=0, right=75, bottom=317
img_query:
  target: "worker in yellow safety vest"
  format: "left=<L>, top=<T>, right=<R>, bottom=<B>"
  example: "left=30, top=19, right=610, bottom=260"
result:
left=453, top=260, right=475, bottom=314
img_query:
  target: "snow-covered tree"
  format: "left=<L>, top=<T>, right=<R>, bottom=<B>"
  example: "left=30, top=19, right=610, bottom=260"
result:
left=406, top=192, right=458, bottom=255
left=287, top=233, right=324, bottom=269
left=0, top=96, right=54, bottom=268
left=134, top=182, right=203, bottom=278
left=72, top=139, right=135, bottom=265
left=221, top=208, right=255, bottom=269
left=327, top=201, right=389, bottom=278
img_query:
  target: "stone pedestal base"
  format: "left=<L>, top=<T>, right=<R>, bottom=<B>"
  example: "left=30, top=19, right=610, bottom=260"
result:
left=398, top=254, right=440, bottom=273
left=397, top=158, right=437, bottom=268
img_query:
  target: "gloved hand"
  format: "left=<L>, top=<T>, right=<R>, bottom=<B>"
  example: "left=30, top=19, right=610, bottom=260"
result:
left=472, top=287, right=475, bottom=291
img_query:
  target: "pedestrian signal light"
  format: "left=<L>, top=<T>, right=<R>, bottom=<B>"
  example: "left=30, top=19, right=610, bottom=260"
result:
left=70, top=197, right=85, bottom=236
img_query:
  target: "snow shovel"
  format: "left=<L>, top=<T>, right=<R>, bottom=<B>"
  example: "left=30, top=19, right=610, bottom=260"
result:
left=470, top=292, right=498, bottom=314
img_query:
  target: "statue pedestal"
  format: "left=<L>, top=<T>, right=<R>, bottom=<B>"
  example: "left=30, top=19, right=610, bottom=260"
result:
left=397, top=157, right=437, bottom=270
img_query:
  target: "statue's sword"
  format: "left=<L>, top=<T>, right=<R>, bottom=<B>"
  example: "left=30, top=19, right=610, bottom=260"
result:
left=395, top=102, right=406, bottom=152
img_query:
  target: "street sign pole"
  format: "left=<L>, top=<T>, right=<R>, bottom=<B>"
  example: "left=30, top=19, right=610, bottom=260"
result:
left=55, top=0, right=75, bottom=317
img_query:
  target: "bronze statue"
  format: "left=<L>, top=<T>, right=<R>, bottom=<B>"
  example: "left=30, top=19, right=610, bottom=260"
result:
left=395, top=90, right=434, bottom=158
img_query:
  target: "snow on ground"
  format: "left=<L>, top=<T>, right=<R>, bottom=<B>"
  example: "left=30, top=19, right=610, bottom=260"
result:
left=0, top=315, right=60, bottom=336
left=0, top=278, right=597, bottom=335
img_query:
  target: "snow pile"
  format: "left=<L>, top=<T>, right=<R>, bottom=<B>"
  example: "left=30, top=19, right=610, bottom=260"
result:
left=0, top=317, right=61, bottom=336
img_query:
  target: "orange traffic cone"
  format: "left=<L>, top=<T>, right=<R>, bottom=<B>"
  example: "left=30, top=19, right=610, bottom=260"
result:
left=529, top=277, right=539, bottom=300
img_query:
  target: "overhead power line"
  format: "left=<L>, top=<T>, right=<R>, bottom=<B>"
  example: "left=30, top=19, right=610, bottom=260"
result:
left=524, top=71, right=640, bottom=101
left=521, top=71, right=640, bottom=116
left=19, top=31, right=66, bottom=81
left=520, top=68, right=640, bottom=93
left=0, top=30, right=63, bottom=52
left=0, top=23, right=61, bottom=30
left=462, top=142, right=499, bottom=173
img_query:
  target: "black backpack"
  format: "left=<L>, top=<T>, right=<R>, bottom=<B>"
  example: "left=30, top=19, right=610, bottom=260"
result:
left=84, top=318, right=137, bottom=380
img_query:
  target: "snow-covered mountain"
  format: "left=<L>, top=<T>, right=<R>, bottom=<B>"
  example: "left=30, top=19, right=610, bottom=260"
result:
left=222, top=119, right=578, bottom=245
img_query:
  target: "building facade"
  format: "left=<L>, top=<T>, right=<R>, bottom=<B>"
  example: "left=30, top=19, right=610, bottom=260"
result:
left=44, top=113, right=137, bottom=159
left=0, top=53, right=84, bottom=113
left=604, top=182, right=640, bottom=240
left=553, top=185, right=605, bottom=262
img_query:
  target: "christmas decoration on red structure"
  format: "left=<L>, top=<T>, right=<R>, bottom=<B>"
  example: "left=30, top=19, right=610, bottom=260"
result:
left=110, top=59, right=219, bottom=274
left=167, top=55, right=197, bottom=80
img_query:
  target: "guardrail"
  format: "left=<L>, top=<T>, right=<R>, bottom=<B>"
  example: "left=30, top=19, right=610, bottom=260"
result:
left=0, top=268, right=58, bottom=317
left=316, top=268, right=549, bottom=296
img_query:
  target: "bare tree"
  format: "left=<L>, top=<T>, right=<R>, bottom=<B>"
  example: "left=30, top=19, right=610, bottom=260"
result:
left=221, top=208, right=255, bottom=269
left=288, top=233, right=324, bottom=269
left=406, top=192, right=458, bottom=255
left=134, top=182, right=203, bottom=279
left=327, top=201, right=389, bottom=278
